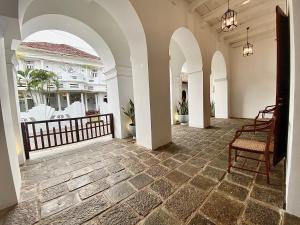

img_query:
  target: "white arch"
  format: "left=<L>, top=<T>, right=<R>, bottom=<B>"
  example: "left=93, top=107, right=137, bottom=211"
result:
left=211, top=51, right=227, bottom=79
left=19, top=0, right=153, bottom=148
left=171, top=27, right=203, bottom=73
left=211, top=51, right=228, bottom=119
left=21, top=14, right=116, bottom=73
left=170, top=27, right=204, bottom=128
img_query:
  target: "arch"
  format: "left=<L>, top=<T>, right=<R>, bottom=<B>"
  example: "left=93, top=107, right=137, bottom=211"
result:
left=18, top=0, right=153, bottom=148
left=22, top=14, right=116, bottom=73
left=211, top=51, right=228, bottom=119
left=169, top=27, right=204, bottom=128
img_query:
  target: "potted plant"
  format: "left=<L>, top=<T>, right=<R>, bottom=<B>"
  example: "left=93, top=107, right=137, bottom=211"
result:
left=177, top=101, right=189, bottom=124
left=122, top=99, right=136, bottom=137
left=210, top=101, right=215, bottom=117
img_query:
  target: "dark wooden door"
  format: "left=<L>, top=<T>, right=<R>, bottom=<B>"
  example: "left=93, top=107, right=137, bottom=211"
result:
left=273, top=6, right=290, bottom=166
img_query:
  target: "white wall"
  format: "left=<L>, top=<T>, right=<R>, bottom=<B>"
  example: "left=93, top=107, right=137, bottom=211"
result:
left=230, top=37, right=276, bottom=118
left=286, top=0, right=300, bottom=217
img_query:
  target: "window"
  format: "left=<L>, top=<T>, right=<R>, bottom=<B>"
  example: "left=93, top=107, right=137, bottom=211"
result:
left=91, top=69, right=98, bottom=78
left=25, top=60, right=34, bottom=70
left=70, top=83, right=79, bottom=88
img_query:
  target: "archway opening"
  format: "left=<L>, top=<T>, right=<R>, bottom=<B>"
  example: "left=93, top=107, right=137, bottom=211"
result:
left=211, top=51, right=228, bottom=119
left=16, top=30, right=109, bottom=120
left=19, top=0, right=152, bottom=149
left=169, top=27, right=204, bottom=129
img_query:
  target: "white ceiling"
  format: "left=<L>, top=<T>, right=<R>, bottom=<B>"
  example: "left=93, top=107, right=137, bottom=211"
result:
left=186, top=0, right=286, bottom=47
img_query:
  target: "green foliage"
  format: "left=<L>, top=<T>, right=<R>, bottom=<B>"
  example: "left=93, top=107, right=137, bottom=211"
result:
left=210, top=101, right=215, bottom=117
left=122, top=99, right=135, bottom=125
left=17, top=68, right=59, bottom=106
left=177, top=101, right=188, bottom=115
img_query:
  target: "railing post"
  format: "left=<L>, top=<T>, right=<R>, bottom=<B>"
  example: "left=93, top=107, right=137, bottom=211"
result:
left=75, top=119, right=80, bottom=142
left=110, top=114, right=115, bottom=138
left=21, top=122, right=30, bottom=160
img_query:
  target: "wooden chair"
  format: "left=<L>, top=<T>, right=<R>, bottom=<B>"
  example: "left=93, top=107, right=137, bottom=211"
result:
left=228, top=117, right=275, bottom=183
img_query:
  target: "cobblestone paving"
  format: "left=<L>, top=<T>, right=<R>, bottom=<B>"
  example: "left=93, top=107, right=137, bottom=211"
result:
left=1, top=118, right=299, bottom=225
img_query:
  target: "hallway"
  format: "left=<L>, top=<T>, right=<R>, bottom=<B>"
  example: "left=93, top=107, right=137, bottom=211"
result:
left=1, top=119, right=293, bottom=225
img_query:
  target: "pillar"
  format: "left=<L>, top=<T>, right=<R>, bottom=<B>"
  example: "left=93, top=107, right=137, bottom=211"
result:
left=7, top=46, right=26, bottom=165
left=286, top=0, right=300, bottom=217
left=188, top=70, right=204, bottom=128
left=57, top=93, right=62, bottom=111
left=84, top=93, right=88, bottom=112
left=66, top=92, right=70, bottom=106
left=24, top=92, right=29, bottom=112
left=105, top=66, right=133, bottom=139
left=95, top=94, right=99, bottom=111
left=214, top=77, right=229, bottom=119
left=0, top=37, right=21, bottom=210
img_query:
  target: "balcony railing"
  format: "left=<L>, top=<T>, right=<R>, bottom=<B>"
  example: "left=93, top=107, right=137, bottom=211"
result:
left=21, top=114, right=114, bottom=159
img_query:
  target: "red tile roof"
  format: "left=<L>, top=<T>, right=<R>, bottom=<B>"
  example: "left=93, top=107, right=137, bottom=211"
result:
left=21, top=42, right=101, bottom=61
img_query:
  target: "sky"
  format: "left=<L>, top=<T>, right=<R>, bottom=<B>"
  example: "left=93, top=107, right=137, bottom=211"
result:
left=24, top=30, right=98, bottom=56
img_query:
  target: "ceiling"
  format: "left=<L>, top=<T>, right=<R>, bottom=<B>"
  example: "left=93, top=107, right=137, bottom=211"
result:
left=185, top=0, right=286, bottom=47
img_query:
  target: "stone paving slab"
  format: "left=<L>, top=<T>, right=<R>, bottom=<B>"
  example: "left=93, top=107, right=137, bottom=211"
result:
left=150, top=178, right=176, bottom=199
left=97, top=204, right=140, bottom=225
left=243, top=200, right=281, bottom=225
left=41, top=192, right=81, bottom=218
left=129, top=173, right=154, bottom=189
left=126, top=189, right=161, bottom=216
left=165, top=185, right=207, bottom=221
left=2, top=200, right=39, bottom=225
left=105, top=182, right=136, bottom=203
left=201, top=192, right=244, bottom=225
left=218, top=180, right=249, bottom=201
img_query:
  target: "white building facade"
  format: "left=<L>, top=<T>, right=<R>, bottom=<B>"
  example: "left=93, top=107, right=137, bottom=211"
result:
left=16, top=42, right=108, bottom=118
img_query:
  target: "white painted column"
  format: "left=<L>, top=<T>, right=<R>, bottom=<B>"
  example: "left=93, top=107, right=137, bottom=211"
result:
left=105, top=66, right=133, bottom=139
left=286, top=0, right=300, bottom=217
left=0, top=37, right=21, bottom=210
left=188, top=70, right=204, bottom=128
left=24, top=92, right=29, bottom=112
left=95, top=94, right=99, bottom=111
left=84, top=93, right=88, bottom=112
left=214, top=77, right=229, bottom=119
left=7, top=47, right=26, bottom=165
left=57, top=93, right=62, bottom=111
left=66, top=92, right=70, bottom=106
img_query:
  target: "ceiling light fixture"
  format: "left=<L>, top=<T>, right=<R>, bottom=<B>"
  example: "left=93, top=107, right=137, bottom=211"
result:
left=243, top=27, right=253, bottom=56
left=221, top=0, right=238, bottom=32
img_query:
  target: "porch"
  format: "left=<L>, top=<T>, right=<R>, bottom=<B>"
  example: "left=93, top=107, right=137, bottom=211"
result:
left=1, top=119, right=294, bottom=225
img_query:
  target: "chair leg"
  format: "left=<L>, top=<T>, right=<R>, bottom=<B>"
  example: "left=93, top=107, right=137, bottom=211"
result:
left=228, top=146, right=232, bottom=173
left=234, top=149, right=238, bottom=162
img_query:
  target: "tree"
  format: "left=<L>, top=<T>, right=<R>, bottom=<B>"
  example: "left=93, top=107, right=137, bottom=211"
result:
left=17, top=68, right=59, bottom=106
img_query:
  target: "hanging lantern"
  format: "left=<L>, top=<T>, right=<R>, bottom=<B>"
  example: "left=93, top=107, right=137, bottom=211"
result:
left=221, top=0, right=238, bottom=32
left=243, top=27, right=253, bottom=56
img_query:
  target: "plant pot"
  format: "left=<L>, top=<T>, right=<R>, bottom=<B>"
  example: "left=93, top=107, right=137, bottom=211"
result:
left=128, top=124, right=136, bottom=137
left=178, top=115, right=189, bottom=124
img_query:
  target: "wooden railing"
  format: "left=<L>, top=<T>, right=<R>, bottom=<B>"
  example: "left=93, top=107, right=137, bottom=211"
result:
left=21, top=113, right=114, bottom=159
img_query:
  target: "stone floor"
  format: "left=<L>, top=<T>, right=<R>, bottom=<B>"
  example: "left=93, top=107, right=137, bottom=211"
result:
left=1, top=118, right=299, bottom=225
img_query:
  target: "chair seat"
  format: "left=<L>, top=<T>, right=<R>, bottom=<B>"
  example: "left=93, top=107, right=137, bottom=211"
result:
left=232, top=138, right=273, bottom=152
left=257, top=118, right=271, bottom=122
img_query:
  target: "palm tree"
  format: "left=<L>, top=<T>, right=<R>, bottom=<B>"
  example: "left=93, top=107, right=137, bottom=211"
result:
left=17, top=68, right=59, bottom=106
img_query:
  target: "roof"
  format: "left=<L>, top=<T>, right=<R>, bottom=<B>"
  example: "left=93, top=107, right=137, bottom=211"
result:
left=20, top=42, right=101, bottom=61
